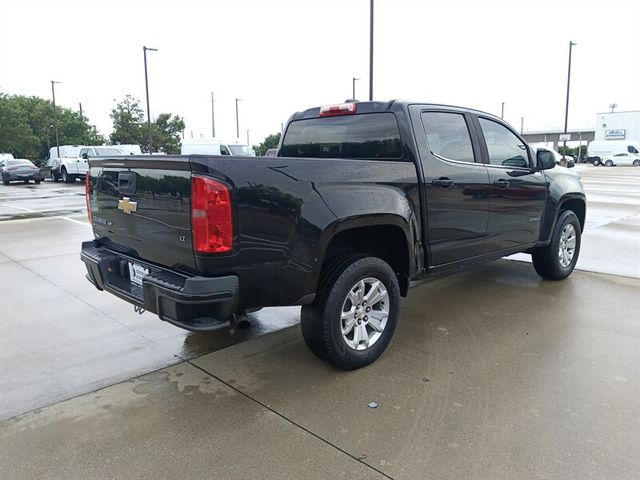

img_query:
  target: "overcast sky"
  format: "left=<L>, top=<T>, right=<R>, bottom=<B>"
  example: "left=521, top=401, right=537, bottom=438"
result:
left=1, top=0, right=639, bottom=147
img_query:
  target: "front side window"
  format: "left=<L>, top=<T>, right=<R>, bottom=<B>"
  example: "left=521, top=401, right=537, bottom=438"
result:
left=479, top=118, right=530, bottom=168
left=420, top=111, right=475, bottom=163
left=280, top=113, right=402, bottom=160
left=220, top=145, right=231, bottom=155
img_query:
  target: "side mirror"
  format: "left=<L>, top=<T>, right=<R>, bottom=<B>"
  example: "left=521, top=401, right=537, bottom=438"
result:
left=81, top=153, right=89, bottom=160
left=537, top=150, right=556, bottom=170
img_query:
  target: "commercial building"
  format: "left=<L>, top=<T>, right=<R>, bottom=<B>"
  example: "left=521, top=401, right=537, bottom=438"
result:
left=594, top=110, right=640, bottom=141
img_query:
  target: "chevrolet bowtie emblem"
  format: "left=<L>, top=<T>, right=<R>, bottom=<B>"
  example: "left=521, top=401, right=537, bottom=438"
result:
left=118, top=197, right=138, bottom=215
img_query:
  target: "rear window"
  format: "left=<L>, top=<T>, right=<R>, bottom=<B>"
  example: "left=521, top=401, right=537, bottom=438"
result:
left=280, top=113, right=402, bottom=160
left=94, top=148, right=123, bottom=156
left=7, top=159, right=34, bottom=166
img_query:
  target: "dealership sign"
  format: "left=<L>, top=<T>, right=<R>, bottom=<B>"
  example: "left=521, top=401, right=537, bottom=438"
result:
left=605, top=129, right=626, bottom=139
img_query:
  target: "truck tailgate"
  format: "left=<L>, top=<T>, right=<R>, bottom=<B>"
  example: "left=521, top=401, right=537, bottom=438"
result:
left=88, top=156, right=196, bottom=273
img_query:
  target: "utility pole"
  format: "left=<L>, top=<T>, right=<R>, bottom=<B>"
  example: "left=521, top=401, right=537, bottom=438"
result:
left=143, top=46, right=158, bottom=153
left=562, top=41, right=577, bottom=162
left=246, top=130, right=250, bottom=147
left=79, top=102, right=83, bottom=122
left=501, top=102, right=505, bottom=119
left=51, top=81, right=62, bottom=158
left=520, top=117, right=524, bottom=134
left=352, top=77, right=360, bottom=100
left=211, top=92, right=216, bottom=137
left=369, top=0, right=374, bottom=101
left=235, top=98, right=242, bottom=139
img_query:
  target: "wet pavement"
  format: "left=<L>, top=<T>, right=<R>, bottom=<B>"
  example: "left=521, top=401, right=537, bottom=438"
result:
left=1, top=261, right=638, bottom=479
left=0, top=167, right=639, bottom=478
left=0, top=181, right=299, bottom=419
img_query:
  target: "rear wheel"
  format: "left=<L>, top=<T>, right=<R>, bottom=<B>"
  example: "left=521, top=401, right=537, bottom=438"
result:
left=61, top=167, right=75, bottom=183
left=633, top=160, right=640, bottom=167
left=605, top=159, right=614, bottom=167
left=593, top=158, right=601, bottom=166
left=23, top=179, right=29, bottom=184
left=2, top=175, right=8, bottom=186
left=532, top=210, right=581, bottom=280
left=300, top=255, right=400, bottom=370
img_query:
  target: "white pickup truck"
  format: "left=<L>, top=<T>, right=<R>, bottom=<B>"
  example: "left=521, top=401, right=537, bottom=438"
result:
left=48, top=146, right=125, bottom=183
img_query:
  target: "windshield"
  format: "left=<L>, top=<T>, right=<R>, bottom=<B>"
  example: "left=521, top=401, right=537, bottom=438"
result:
left=280, top=113, right=402, bottom=159
left=94, top=148, right=123, bottom=156
left=7, top=159, right=34, bottom=167
left=228, top=145, right=255, bottom=156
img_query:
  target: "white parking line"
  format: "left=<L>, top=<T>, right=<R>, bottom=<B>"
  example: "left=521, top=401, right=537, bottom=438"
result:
left=5, top=204, right=37, bottom=213
left=55, top=216, right=90, bottom=226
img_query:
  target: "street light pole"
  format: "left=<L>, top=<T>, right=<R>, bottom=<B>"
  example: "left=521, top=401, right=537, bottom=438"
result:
left=51, top=80, right=62, bottom=158
left=562, top=41, right=577, bottom=161
left=211, top=92, right=216, bottom=138
left=143, top=46, right=158, bottom=153
left=501, top=102, right=505, bottom=119
left=246, top=130, right=250, bottom=147
left=368, top=0, right=374, bottom=101
left=520, top=117, right=524, bottom=134
left=352, top=77, right=360, bottom=100
left=235, top=98, right=242, bottom=140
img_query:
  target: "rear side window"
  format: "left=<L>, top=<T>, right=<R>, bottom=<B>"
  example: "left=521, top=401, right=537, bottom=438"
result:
left=421, top=112, right=475, bottom=163
left=280, top=113, right=402, bottom=160
left=628, top=145, right=639, bottom=154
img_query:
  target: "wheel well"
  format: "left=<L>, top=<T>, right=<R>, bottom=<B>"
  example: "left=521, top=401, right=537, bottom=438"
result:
left=560, top=199, right=585, bottom=231
left=322, top=225, right=410, bottom=296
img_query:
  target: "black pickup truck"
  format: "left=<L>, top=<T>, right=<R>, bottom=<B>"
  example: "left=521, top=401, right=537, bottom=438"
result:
left=81, top=101, right=585, bottom=369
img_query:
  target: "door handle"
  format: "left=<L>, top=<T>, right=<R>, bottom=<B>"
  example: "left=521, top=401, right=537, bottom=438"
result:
left=432, top=177, right=454, bottom=189
left=493, top=179, right=510, bottom=189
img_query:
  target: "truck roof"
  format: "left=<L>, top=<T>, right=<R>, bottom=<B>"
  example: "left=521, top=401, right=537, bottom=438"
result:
left=289, top=100, right=504, bottom=123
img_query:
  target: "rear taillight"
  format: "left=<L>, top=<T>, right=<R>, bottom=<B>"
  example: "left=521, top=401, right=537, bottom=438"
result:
left=319, top=102, right=357, bottom=117
left=85, top=173, right=92, bottom=224
left=191, top=176, right=233, bottom=254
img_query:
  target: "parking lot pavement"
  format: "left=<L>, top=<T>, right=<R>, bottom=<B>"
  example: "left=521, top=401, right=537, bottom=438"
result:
left=0, top=182, right=299, bottom=419
left=2, top=261, right=638, bottom=479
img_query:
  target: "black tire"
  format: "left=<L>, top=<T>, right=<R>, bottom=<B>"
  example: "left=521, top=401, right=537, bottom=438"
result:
left=532, top=210, right=581, bottom=280
left=300, top=255, right=400, bottom=370
left=61, top=167, right=75, bottom=183
left=2, top=176, right=9, bottom=186
left=593, top=158, right=601, bottom=166
left=633, top=160, right=640, bottom=167
left=23, top=179, right=29, bottom=184
left=35, top=178, right=41, bottom=184
left=51, top=172, right=59, bottom=182
left=605, top=159, right=613, bottom=167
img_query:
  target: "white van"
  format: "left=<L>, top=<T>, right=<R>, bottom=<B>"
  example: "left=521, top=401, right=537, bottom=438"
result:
left=113, top=144, right=142, bottom=155
left=181, top=138, right=256, bottom=156
left=587, top=140, right=640, bottom=166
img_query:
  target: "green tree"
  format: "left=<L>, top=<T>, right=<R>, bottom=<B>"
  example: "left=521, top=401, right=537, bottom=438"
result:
left=110, top=95, right=184, bottom=153
left=0, top=92, right=105, bottom=161
left=253, top=132, right=281, bottom=156
left=147, top=113, right=185, bottom=154
left=109, top=95, right=145, bottom=146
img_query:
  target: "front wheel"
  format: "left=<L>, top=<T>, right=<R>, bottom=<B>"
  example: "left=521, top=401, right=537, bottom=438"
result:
left=605, top=160, right=614, bottom=167
left=532, top=210, right=581, bottom=280
left=633, top=160, right=640, bottom=167
left=300, top=256, right=400, bottom=370
left=2, top=175, right=8, bottom=186
left=593, top=158, right=601, bottom=166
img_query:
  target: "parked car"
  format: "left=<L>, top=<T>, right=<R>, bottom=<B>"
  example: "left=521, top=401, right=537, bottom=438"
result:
left=586, top=140, right=640, bottom=166
left=1, top=159, right=41, bottom=185
left=602, top=152, right=640, bottom=167
left=82, top=100, right=586, bottom=370
left=534, top=147, right=575, bottom=168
